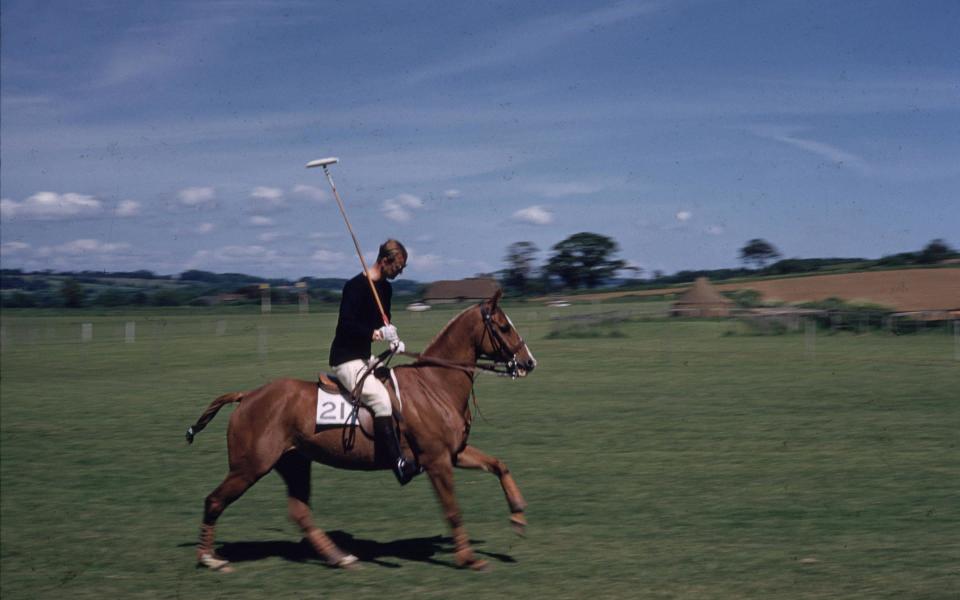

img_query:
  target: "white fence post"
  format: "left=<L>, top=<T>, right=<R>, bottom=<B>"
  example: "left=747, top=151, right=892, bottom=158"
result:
left=260, top=283, right=271, bottom=314
left=125, top=321, right=136, bottom=344
left=258, top=324, right=268, bottom=361
left=297, top=281, right=309, bottom=314
left=954, top=320, right=959, bottom=361
left=81, top=323, right=93, bottom=342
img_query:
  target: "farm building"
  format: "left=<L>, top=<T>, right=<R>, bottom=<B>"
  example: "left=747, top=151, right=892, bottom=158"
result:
left=670, top=277, right=734, bottom=317
left=422, top=277, right=500, bottom=304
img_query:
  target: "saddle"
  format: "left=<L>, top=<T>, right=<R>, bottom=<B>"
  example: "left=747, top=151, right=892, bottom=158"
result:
left=315, top=368, right=402, bottom=430
left=317, top=368, right=393, bottom=396
left=317, top=372, right=347, bottom=395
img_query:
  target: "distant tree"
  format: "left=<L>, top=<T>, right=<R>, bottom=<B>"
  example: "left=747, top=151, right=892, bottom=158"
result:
left=94, top=288, right=132, bottom=307
left=179, top=270, right=221, bottom=283
left=545, top=232, right=626, bottom=289
left=150, top=289, right=183, bottom=306
left=620, top=264, right=643, bottom=280
left=60, top=279, right=84, bottom=308
left=739, top=239, right=782, bottom=269
left=502, top=241, right=539, bottom=294
left=917, top=238, right=956, bottom=264
left=2, top=291, right=37, bottom=308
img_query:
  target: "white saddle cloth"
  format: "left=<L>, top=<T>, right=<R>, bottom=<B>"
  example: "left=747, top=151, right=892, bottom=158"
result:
left=316, top=386, right=360, bottom=426
left=316, top=370, right=403, bottom=426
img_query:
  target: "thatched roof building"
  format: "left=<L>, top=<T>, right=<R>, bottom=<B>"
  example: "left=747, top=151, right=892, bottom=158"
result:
left=670, top=277, right=734, bottom=317
left=422, top=278, right=500, bottom=304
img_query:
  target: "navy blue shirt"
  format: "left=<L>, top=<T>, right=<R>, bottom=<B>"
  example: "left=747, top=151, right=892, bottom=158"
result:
left=329, top=273, right=392, bottom=366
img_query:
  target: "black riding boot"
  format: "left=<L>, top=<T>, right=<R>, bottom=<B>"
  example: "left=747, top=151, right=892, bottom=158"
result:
left=373, top=416, right=421, bottom=485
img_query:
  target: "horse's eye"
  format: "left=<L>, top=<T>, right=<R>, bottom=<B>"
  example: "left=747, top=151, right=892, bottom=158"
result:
left=499, top=323, right=511, bottom=333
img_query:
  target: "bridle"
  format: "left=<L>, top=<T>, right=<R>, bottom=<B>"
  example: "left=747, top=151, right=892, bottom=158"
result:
left=383, top=303, right=529, bottom=379
left=478, top=304, right=528, bottom=378
left=359, top=302, right=528, bottom=427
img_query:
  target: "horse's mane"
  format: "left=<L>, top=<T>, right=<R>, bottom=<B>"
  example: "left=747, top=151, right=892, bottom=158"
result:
left=422, top=303, right=479, bottom=355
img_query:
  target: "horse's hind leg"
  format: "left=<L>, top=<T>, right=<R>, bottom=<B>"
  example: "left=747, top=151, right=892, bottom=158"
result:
left=274, top=451, right=358, bottom=569
left=197, top=470, right=258, bottom=572
left=455, top=445, right=528, bottom=535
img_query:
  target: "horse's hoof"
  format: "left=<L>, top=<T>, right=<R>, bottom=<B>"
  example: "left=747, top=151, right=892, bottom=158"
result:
left=469, top=559, right=490, bottom=572
left=455, top=550, right=489, bottom=571
left=197, top=553, right=234, bottom=573
left=332, top=554, right=360, bottom=570
left=510, top=514, right=527, bottom=537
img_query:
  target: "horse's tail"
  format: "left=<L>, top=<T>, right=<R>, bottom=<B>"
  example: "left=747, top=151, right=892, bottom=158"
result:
left=185, top=392, right=244, bottom=444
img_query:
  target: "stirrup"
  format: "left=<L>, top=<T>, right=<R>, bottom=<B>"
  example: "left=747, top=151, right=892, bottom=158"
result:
left=393, top=458, right=422, bottom=486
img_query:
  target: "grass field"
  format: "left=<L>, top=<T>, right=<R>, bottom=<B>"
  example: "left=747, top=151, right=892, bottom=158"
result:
left=1, top=302, right=958, bottom=599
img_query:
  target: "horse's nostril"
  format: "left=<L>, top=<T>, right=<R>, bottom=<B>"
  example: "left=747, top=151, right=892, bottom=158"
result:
left=525, top=359, right=536, bottom=370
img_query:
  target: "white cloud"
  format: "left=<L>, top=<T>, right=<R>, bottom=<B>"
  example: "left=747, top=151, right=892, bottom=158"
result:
left=513, top=205, right=554, bottom=225
left=249, top=216, right=275, bottom=227
left=1, top=241, right=31, bottom=256
left=250, top=186, right=286, bottom=210
left=187, top=246, right=280, bottom=269
left=258, top=231, right=291, bottom=243
left=753, top=126, right=872, bottom=174
left=409, top=252, right=445, bottom=271
left=194, top=222, right=215, bottom=234
left=115, top=200, right=141, bottom=217
left=382, top=193, right=424, bottom=223
left=311, top=249, right=348, bottom=265
left=527, top=181, right=605, bottom=198
left=676, top=210, right=692, bottom=222
left=409, top=2, right=664, bottom=83
left=37, top=239, right=131, bottom=256
left=291, top=184, right=329, bottom=203
left=444, top=189, right=462, bottom=200
left=0, top=192, right=102, bottom=220
left=178, top=186, right=216, bottom=206
left=706, top=224, right=725, bottom=235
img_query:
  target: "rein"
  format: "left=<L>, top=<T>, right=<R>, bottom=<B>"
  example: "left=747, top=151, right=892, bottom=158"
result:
left=394, top=351, right=516, bottom=378
left=345, top=302, right=526, bottom=428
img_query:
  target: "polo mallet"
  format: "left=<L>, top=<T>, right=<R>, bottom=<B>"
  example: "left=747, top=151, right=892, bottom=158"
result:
left=306, top=157, right=390, bottom=326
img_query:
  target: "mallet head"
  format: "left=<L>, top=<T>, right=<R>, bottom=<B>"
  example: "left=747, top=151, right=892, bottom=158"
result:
left=306, top=157, right=339, bottom=169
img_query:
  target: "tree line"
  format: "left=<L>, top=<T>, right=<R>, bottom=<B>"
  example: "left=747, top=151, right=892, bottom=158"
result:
left=499, top=234, right=957, bottom=295
left=0, top=269, right=424, bottom=309
left=1, top=236, right=954, bottom=307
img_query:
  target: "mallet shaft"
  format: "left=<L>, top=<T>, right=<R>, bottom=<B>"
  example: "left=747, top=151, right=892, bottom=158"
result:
left=316, top=162, right=390, bottom=326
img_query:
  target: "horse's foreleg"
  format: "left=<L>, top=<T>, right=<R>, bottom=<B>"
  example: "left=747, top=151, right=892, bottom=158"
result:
left=197, top=471, right=256, bottom=572
left=455, top=444, right=528, bottom=536
left=425, top=458, right=488, bottom=571
left=274, top=451, right=358, bottom=569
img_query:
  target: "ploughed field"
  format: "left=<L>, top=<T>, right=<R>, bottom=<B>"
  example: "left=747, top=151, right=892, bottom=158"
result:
left=565, top=267, right=960, bottom=311
left=1, top=303, right=957, bottom=599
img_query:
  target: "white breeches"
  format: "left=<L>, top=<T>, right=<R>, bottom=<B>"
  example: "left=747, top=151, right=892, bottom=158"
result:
left=332, top=359, right=393, bottom=417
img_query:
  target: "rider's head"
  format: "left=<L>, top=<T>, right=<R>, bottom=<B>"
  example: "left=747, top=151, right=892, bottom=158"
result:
left=377, top=239, right=408, bottom=280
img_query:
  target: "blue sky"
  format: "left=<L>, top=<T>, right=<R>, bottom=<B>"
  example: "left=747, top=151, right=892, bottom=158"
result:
left=2, top=0, right=958, bottom=280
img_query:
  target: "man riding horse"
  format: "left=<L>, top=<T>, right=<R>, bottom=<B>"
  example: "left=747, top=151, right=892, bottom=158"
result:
left=329, top=238, right=421, bottom=485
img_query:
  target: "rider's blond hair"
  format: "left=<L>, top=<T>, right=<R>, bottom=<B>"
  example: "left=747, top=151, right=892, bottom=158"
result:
left=377, top=239, right=407, bottom=267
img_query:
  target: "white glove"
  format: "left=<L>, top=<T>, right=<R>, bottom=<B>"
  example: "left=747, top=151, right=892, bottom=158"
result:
left=390, top=340, right=406, bottom=354
left=379, top=324, right=399, bottom=343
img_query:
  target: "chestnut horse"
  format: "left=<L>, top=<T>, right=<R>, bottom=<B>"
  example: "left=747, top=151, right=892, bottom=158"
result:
left=186, top=290, right=536, bottom=571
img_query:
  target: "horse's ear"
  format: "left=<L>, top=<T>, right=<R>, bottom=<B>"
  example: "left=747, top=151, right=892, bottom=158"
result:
left=490, top=288, right=503, bottom=309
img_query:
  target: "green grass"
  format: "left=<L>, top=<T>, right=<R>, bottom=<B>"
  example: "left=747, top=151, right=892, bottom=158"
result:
left=2, top=304, right=958, bottom=599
